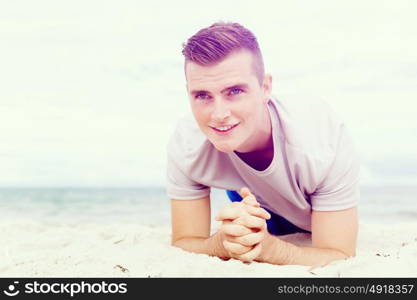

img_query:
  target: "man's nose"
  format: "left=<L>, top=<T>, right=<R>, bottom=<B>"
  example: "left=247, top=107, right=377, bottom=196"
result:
left=211, top=99, right=231, bottom=121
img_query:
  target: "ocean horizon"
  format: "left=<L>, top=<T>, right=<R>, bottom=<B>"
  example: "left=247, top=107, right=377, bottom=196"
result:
left=1, top=184, right=416, bottom=226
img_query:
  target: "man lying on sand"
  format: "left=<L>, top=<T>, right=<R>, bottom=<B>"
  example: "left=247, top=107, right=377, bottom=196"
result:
left=166, top=22, right=360, bottom=267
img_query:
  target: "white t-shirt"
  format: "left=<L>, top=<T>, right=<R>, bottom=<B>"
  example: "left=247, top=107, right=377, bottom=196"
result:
left=166, top=96, right=360, bottom=231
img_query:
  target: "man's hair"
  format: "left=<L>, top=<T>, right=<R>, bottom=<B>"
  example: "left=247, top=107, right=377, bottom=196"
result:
left=182, top=22, right=265, bottom=84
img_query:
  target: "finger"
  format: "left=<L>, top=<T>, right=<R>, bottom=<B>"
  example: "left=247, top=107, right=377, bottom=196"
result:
left=234, top=215, right=266, bottom=230
left=215, top=206, right=245, bottom=221
left=242, top=195, right=260, bottom=207
left=236, top=242, right=262, bottom=263
left=232, top=231, right=265, bottom=247
left=239, top=187, right=252, bottom=198
left=223, top=240, right=252, bottom=256
left=244, top=205, right=271, bottom=220
left=222, top=223, right=254, bottom=237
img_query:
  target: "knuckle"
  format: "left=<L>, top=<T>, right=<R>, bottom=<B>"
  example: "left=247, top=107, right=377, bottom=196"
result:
left=254, top=208, right=265, bottom=217
left=237, top=226, right=246, bottom=235
left=233, top=216, right=245, bottom=226
left=247, top=195, right=256, bottom=201
left=226, top=241, right=245, bottom=254
left=256, top=217, right=265, bottom=227
left=243, top=233, right=254, bottom=243
left=237, top=248, right=248, bottom=255
left=245, top=215, right=254, bottom=224
left=238, top=253, right=254, bottom=263
left=224, top=241, right=232, bottom=250
left=235, top=225, right=248, bottom=236
left=227, top=235, right=238, bottom=243
left=235, top=235, right=245, bottom=245
left=246, top=216, right=257, bottom=227
left=222, top=227, right=233, bottom=236
left=221, top=221, right=230, bottom=229
left=241, top=237, right=252, bottom=246
left=220, top=223, right=230, bottom=231
left=232, top=245, right=244, bottom=254
left=245, top=233, right=256, bottom=246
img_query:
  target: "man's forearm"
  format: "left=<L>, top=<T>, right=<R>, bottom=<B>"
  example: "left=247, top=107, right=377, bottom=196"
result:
left=257, top=234, right=350, bottom=267
left=172, top=231, right=229, bottom=259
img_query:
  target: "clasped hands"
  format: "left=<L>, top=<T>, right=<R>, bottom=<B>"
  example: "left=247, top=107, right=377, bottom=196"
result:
left=215, top=187, right=272, bottom=263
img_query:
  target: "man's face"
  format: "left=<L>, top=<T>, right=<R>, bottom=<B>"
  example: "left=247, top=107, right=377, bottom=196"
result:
left=185, top=50, right=272, bottom=153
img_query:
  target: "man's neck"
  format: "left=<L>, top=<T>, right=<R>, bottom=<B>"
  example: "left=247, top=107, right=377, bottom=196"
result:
left=234, top=105, right=274, bottom=171
left=235, top=135, right=274, bottom=171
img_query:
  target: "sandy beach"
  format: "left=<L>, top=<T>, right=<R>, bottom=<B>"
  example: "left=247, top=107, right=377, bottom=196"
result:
left=0, top=219, right=416, bottom=277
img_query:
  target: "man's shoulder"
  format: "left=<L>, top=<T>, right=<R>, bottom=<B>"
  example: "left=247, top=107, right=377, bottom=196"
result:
left=274, top=93, right=342, bottom=126
left=273, top=94, right=345, bottom=159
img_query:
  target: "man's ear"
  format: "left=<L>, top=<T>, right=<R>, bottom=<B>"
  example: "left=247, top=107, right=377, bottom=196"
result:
left=262, top=74, right=272, bottom=103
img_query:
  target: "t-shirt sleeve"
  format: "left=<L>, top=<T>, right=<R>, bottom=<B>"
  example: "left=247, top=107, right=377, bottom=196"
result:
left=165, top=128, right=210, bottom=200
left=310, top=123, right=360, bottom=211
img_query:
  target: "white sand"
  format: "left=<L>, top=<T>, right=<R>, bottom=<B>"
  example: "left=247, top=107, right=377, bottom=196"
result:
left=1, top=219, right=416, bottom=277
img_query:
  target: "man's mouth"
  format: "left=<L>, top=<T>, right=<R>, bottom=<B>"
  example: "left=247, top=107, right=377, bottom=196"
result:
left=210, top=123, right=240, bottom=133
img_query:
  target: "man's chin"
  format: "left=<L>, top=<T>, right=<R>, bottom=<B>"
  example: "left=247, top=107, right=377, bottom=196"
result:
left=212, top=142, right=236, bottom=153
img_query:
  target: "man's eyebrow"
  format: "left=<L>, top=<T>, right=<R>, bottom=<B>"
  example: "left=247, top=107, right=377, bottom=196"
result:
left=190, top=89, right=210, bottom=96
left=190, top=84, right=249, bottom=96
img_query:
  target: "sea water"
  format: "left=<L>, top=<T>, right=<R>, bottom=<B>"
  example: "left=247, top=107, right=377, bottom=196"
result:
left=0, top=185, right=416, bottom=226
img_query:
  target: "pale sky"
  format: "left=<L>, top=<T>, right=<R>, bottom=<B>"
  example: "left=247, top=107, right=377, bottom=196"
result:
left=1, top=0, right=416, bottom=187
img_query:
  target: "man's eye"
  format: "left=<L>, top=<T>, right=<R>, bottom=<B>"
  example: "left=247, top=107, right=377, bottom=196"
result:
left=229, top=88, right=243, bottom=96
left=195, top=93, right=210, bottom=100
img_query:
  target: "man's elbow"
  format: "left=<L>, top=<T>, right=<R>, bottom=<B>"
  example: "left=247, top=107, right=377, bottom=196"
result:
left=327, top=239, right=357, bottom=259
left=335, top=246, right=356, bottom=259
left=171, top=235, right=184, bottom=247
left=170, top=234, right=203, bottom=247
left=345, top=249, right=356, bottom=258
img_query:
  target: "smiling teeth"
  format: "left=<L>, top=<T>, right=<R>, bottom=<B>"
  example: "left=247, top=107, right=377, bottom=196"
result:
left=216, top=125, right=233, bottom=131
